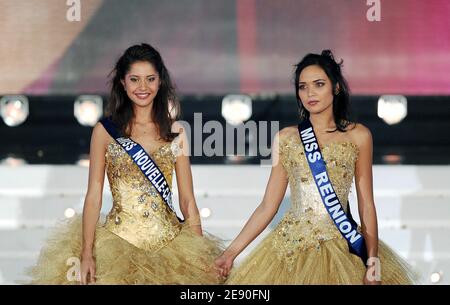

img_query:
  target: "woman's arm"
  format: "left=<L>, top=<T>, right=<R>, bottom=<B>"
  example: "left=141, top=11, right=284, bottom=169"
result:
left=215, top=131, right=289, bottom=277
left=173, top=123, right=202, bottom=235
left=81, top=123, right=108, bottom=259
left=353, top=124, right=380, bottom=284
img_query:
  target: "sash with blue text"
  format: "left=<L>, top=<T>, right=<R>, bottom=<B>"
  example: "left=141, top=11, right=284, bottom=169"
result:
left=298, top=119, right=367, bottom=263
left=100, top=117, right=184, bottom=223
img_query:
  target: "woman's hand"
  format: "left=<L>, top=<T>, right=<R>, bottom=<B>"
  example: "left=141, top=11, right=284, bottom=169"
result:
left=214, top=250, right=236, bottom=278
left=363, top=265, right=381, bottom=285
left=80, top=254, right=96, bottom=285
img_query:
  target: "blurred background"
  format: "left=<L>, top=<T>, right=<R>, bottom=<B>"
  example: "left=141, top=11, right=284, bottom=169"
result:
left=0, top=0, right=449, bottom=284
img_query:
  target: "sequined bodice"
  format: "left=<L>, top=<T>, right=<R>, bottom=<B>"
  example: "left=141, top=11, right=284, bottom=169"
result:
left=103, top=139, right=182, bottom=252
left=273, top=132, right=359, bottom=266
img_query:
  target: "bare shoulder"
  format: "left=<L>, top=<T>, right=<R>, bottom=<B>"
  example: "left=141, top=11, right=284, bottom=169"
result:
left=171, top=121, right=186, bottom=134
left=93, top=121, right=107, bottom=137
left=347, top=123, right=372, bottom=148
left=279, top=125, right=298, bottom=138
left=92, top=121, right=112, bottom=146
left=272, top=126, right=297, bottom=148
left=171, top=121, right=189, bottom=151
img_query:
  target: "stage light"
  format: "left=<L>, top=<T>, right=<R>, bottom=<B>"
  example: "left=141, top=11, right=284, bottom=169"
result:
left=430, top=271, right=442, bottom=284
left=377, top=95, right=407, bottom=125
left=64, top=208, right=76, bottom=218
left=0, top=95, right=29, bottom=126
left=0, top=156, right=27, bottom=166
left=74, top=95, right=103, bottom=126
left=381, top=154, right=403, bottom=164
left=221, top=94, right=252, bottom=125
left=76, top=154, right=90, bottom=167
left=225, top=155, right=251, bottom=164
left=200, top=207, right=212, bottom=218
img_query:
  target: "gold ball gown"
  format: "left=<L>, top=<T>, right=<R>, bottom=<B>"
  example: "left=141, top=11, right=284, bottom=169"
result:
left=26, top=139, right=223, bottom=284
left=226, top=131, right=419, bottom=284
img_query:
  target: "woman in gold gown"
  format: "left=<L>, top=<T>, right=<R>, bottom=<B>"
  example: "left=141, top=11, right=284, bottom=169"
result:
left=215, top=50, right=418, bottom=285
left=27, top=43, right=222, bottom=284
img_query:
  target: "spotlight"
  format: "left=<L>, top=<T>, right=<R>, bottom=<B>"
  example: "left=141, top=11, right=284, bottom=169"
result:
left=64, top=208, right=76, bottom=218
left=76, top=154, right=90, bottom=167
left=430, top=271, right=443, bottom=284
left=0, top=156, right=27, bottom=166
left=74, top=95, right=103, bottom=126
left=221, top=94, right=252, bottom=125
left=381, top=154, right=403, bottom=164
left=200, top=207, right=212, bottom=218
left=225, top=155, right=251, bottom=164
left=0, top=95, right=29, bottom=126
left=377, top=95, right=407, bottom=125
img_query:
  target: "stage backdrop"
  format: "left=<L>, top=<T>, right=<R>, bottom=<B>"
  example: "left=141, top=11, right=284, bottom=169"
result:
left=0, top=0, right=449, bottom=95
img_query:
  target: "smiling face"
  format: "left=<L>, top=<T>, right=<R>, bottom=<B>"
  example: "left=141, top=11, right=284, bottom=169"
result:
left=298, top=64, right=336, bottom=115
left=121, top=61, right=161, bottom=109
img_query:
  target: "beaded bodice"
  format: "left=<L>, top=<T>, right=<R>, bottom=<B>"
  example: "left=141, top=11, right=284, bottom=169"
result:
left=103, top=139, right=182, bottom=252
left=272, top=131, right=359, bottom=267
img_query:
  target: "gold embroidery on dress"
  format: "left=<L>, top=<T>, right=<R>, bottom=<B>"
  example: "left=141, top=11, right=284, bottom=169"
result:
left=103, top=137, right=183, bottom=252
left=272, top=133, right=359, bottom=270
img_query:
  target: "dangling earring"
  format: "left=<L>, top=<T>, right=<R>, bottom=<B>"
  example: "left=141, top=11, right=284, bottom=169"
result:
left=299, top=106, right=306, bottom=120
left=334, top=82, right=341, bottom=95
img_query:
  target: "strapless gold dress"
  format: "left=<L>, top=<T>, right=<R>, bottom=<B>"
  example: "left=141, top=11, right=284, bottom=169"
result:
left=226, top=132, right=418, bottom=284
left=27, top=139, right=223, bottom=284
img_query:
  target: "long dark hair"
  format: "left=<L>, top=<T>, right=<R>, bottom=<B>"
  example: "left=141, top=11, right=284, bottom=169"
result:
left=294, top=50, right=354, bottom=132
left=106, top=43, right=180, bottom=141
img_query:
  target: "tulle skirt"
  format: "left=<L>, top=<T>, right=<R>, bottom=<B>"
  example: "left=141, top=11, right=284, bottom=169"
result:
left=226, top=230, right=419, bottom=285
left=25, top=215, right=224, bottom=284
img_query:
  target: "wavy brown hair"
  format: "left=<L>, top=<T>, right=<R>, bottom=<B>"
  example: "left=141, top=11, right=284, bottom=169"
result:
left=105, top=43, right=180, bottom=141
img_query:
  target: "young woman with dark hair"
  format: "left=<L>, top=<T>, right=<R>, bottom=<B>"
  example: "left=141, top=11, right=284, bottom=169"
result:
left=215, top=50, right=417, bottom=285
left=27, top=43, right=223, bottom=285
